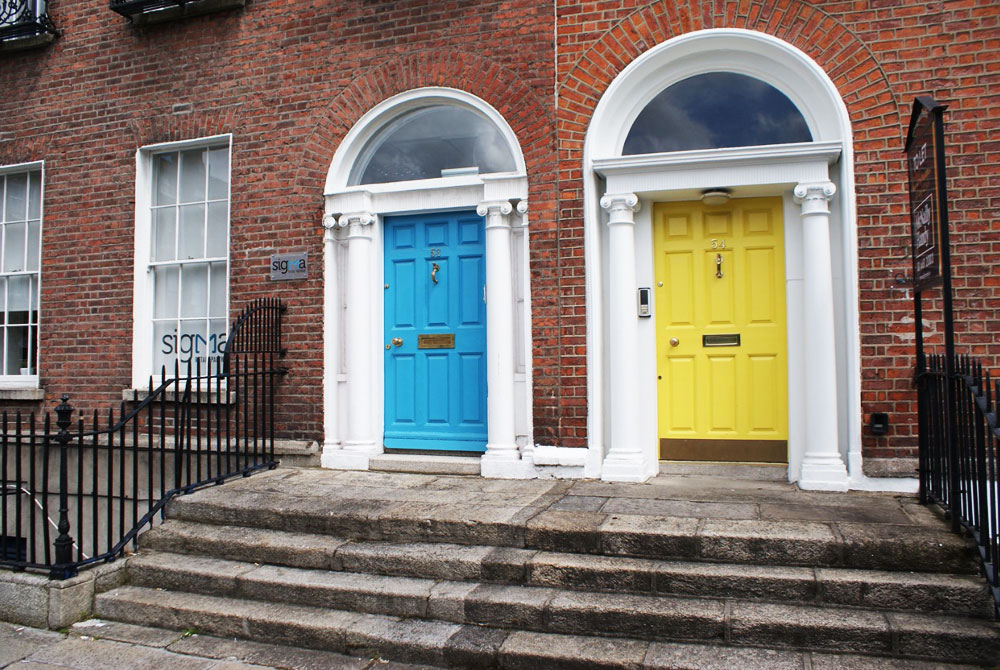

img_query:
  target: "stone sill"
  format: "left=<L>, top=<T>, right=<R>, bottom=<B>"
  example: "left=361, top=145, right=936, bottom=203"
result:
left=123, top=0, right=245, bottom=26
left=0, top=31, right=56, bottom=54
left=0, top=387, right=45, bottom=401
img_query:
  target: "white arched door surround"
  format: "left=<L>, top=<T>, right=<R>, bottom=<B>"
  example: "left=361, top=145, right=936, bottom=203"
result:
left=584, top=29, right=874, bottom=489
left=321, top=88, right=535, bottom=478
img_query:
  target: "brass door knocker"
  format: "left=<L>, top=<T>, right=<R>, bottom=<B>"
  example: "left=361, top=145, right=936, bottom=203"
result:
left=431, top=262, right=440, bottom=284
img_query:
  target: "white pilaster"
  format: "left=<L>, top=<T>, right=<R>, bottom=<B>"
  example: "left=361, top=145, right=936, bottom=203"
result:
left=478, top=200, right=533, bottom=478
left=599, top=193, right=646, bottom=482
left=327, top=210, right=379, bottom=470
left=320, top=215, right=342, bottom=466
left=794, top=182, right=849, bottom=491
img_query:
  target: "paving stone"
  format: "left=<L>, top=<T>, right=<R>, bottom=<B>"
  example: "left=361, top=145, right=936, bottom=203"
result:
left=655, top=561, right=816, bottom=602
left=25, top=635, right=219, bottom=670
left=464, top=583, right=555, bottom=629
left=699, top=519, right=841, bottom=566
left=759, top=501, right=911, bottom=524
left=600, top=515, right=700, bottom=559
left=443, top=624, right=509, bottom=668
left=835, top=523, right=977, bottom=573
left=70, top=619, right=181, bottom=647
left=546, top=590, right=726, bottom=641
left=426, top=580, right=477, bottom=623
left=644, top=641, right=804, bottom=669
left=0, top=621, right=63, bottom=666
left=524, top=510, right=606, bottom=553
left=808, top=652, right=984, bottom=669
left=729, top=601, right=891, bottom=653
left=601, top=497, right=757, bottom=520
left=527, top=551, right=656, bottom=593
left=166, top=632, right=373, bottom=669
left=343, top=615, right=460, bottom=667
left=655, top=463, right=788, bottom=481
left=482, top=546, right=537, bottom=583
left=498, top=630, right=648, bottom=669
left=375, top=502, right=527, bottom=546
left=128, top=552, right=256, bottom=595
left=549, top=495, right=609, bottom=512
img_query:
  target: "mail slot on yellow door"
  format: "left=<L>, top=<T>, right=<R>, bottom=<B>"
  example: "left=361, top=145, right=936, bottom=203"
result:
left=418, top=333, right=455, bottom=349
left=702, top=333, right=741, bottom=347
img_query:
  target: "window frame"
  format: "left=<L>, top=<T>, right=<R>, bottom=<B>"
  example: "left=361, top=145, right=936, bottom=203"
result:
left=132, top=135, right=232, bottom=388
left=0, top=161, right=43, bottom=390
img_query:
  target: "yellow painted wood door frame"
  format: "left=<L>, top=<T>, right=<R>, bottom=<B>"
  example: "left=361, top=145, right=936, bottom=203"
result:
left=653, top=198, right=788, bottom=463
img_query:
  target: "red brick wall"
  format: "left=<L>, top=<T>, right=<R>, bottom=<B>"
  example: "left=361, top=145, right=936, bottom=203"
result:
left=0, top=0, right=556, bottom=438
left=554, top=0, right=999, bottom=464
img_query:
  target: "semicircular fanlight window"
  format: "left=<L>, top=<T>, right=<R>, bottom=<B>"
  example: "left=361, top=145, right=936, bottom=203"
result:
left=351, top=105, right=517, bottom=185
left=623, top=72, right=812, bottom=155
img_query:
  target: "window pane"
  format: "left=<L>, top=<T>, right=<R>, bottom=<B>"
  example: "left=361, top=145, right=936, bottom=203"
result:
left=27, top=172, right=41, bottom=220
left=179, top=149, right=206, bottom=203
left=153, top=266, right=179, bottom=319
left=152, top=208, right=176, bottom=262
left=208, top=147, right=229, bottom=200
left=7, top=275, right=29, bottom=314
left=0, top=277, right=6, bottom=314
left=153, top=321, right=176, bottom=374
left=153, top=153, right=178, bottom=206
left=205, top=201, right=227, bottom=258
left=5, top=326, right=27, bottom=375
left=623, top=73, right=813, bottom=155
left=26, top=221, right=40, bottom=272
left=180, top=319, right=208, bottom=368
left=180, top=264, right=208, bottom=318
left=179, top=204, right=205, bottom=259
left=209, top=261, right=226, bottom=318
left=209, top=319, right=227, bottom=364
left=3, top=222, right=25, bottom=272
left=30, top=275, right=38, bottom=314
left=4, top=173, right=27, bottom=222
left=353, top=105, right=516, bottom=185
left=25, top=325, right=35, bottom=374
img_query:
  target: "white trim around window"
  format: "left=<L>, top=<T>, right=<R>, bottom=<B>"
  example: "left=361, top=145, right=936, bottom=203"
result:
left=131, top=135, right=232, bottom=388
left=0, top=160, right=44, bottom=390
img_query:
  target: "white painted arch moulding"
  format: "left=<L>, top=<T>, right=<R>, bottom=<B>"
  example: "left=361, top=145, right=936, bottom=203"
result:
left=580, top=28, right=898, bottom=489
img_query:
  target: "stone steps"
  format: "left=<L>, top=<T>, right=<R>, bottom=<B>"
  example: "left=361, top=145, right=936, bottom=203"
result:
left=94, top=585, right=994, bottom=668
left=140, top=520, right=993, bottom=617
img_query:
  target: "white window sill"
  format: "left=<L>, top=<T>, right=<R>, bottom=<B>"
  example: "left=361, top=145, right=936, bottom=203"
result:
left=0, top=387, right=45, bottom=401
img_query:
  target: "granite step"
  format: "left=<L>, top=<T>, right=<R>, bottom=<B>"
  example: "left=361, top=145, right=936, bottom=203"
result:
left=94, top=584, right=1000, bottom=666
left=139, top=521, right=994, bottom=617
left=163, top=486, right=977, bottom=574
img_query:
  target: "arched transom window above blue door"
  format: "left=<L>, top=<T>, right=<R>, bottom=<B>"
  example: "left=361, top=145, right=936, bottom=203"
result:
left=623, top=72, right=813, bottom=155
left=349, top=105, right=517, bottom=185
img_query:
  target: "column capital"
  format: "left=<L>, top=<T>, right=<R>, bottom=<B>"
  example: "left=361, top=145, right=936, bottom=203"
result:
left=600, top=192, right=640, bottom=213
left=322, top=213, right=340, bottom=230
left=477, top=200, right=514, bottom=217
left=794, top=181, right=836, bottom=215
left=337, top=211, right=375, bottom=228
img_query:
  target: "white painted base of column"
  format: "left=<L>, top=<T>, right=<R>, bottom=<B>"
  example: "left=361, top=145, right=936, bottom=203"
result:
left=321, top=441, right=379, bottom=470
left=481, top=451, right=536, bottom=479
left=600, top=453, right=648, bottom=483
left=798, top=456, right=849, bottom=492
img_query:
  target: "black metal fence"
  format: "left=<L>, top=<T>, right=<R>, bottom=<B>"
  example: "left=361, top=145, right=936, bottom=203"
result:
left=0, top=298, right=285, bottom=579
left=919, top=352, right=1000, bottom=616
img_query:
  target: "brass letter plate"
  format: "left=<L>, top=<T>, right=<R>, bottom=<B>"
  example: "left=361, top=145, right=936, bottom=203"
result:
left=418, top=333, right=455, bottom=349
left=702, top=333, right=741, bottom=347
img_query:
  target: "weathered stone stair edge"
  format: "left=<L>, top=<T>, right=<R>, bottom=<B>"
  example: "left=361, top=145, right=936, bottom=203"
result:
left=163, top=493, right=977, bottom=574
left=139, top=522, right=994, bottom=617
left=94, top=583, right=1000, bottom=666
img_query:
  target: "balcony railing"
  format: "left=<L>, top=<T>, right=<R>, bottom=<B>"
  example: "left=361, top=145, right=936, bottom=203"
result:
left=0, top=0, right=58, bottom=50
left=109, top=0, right=244, bottom=25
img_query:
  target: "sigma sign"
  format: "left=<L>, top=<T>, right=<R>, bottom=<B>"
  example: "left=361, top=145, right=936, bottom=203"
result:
left=270, top=253, right=308, bottom=281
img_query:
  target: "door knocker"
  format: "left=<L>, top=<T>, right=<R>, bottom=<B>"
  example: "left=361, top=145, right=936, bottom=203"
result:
left=431, top=262, right=440, bottom=284
left=715, top=254, right=723, bottom=279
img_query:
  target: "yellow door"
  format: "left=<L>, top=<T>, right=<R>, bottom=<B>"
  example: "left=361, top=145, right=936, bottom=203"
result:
left=653, top=198, right=788, bottom=463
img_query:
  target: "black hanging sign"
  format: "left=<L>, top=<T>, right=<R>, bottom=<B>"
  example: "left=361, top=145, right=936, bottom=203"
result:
left=904, top=96, right=949, bottom=291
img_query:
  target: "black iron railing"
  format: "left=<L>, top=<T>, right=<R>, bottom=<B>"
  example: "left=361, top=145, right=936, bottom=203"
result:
left=0, top=0, right=58, bottom=42
left=0, top=298, right=285, bottom=579
left=919, top=352, right=1000, bottom=616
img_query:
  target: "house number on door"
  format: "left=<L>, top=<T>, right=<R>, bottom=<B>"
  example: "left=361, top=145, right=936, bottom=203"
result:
left=710, top=239, right=727, bottom=249
left=429, top=248, right=442, bottom=257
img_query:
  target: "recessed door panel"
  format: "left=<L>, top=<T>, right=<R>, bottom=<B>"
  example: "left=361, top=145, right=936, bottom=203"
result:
left=384, top=211, right=487, bottom=451
left=654, top=197, right=787, bottom=463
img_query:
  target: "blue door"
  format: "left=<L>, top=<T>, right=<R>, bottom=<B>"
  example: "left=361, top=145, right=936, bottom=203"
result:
left=384, top=211, right=488, bottom=451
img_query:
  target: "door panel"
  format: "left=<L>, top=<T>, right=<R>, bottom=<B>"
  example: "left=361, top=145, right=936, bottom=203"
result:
left=654, top=198, right=787, bottom=462
left=384, top=211, right=487, bottom=451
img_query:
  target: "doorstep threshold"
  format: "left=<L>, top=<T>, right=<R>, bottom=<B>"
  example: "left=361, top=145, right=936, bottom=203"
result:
left=369, top=452, right=481, bottom=475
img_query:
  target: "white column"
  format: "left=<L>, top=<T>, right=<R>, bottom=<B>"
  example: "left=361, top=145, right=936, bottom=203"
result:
left=599, top=193, right=646, bottom=482
left=794, top=182, right=848, bottom=491
left=320, top=215, right=342, bottom=466
left=478, top=200, right=532, bottom=478
left=329, top=211, right=379, bottom=470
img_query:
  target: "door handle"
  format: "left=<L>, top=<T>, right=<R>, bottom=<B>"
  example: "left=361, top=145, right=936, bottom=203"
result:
left=669, top=337, right=679, bottom=347
left=391, top=338, right=403, bottom=347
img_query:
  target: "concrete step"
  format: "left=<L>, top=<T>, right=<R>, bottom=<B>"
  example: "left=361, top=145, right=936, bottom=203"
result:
left=272, top=440, right=321, bottom=468
left=163, top=485, right=977, bottom=574
left=140, top=521, right=995, bottom=617
left=95, top=582, right=1000, bottom=666
left=370, top=453, right=482, bottom=475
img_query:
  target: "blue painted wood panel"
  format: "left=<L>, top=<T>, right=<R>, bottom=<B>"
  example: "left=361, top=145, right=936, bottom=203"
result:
left=384, top=211, right=487, bottom=451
